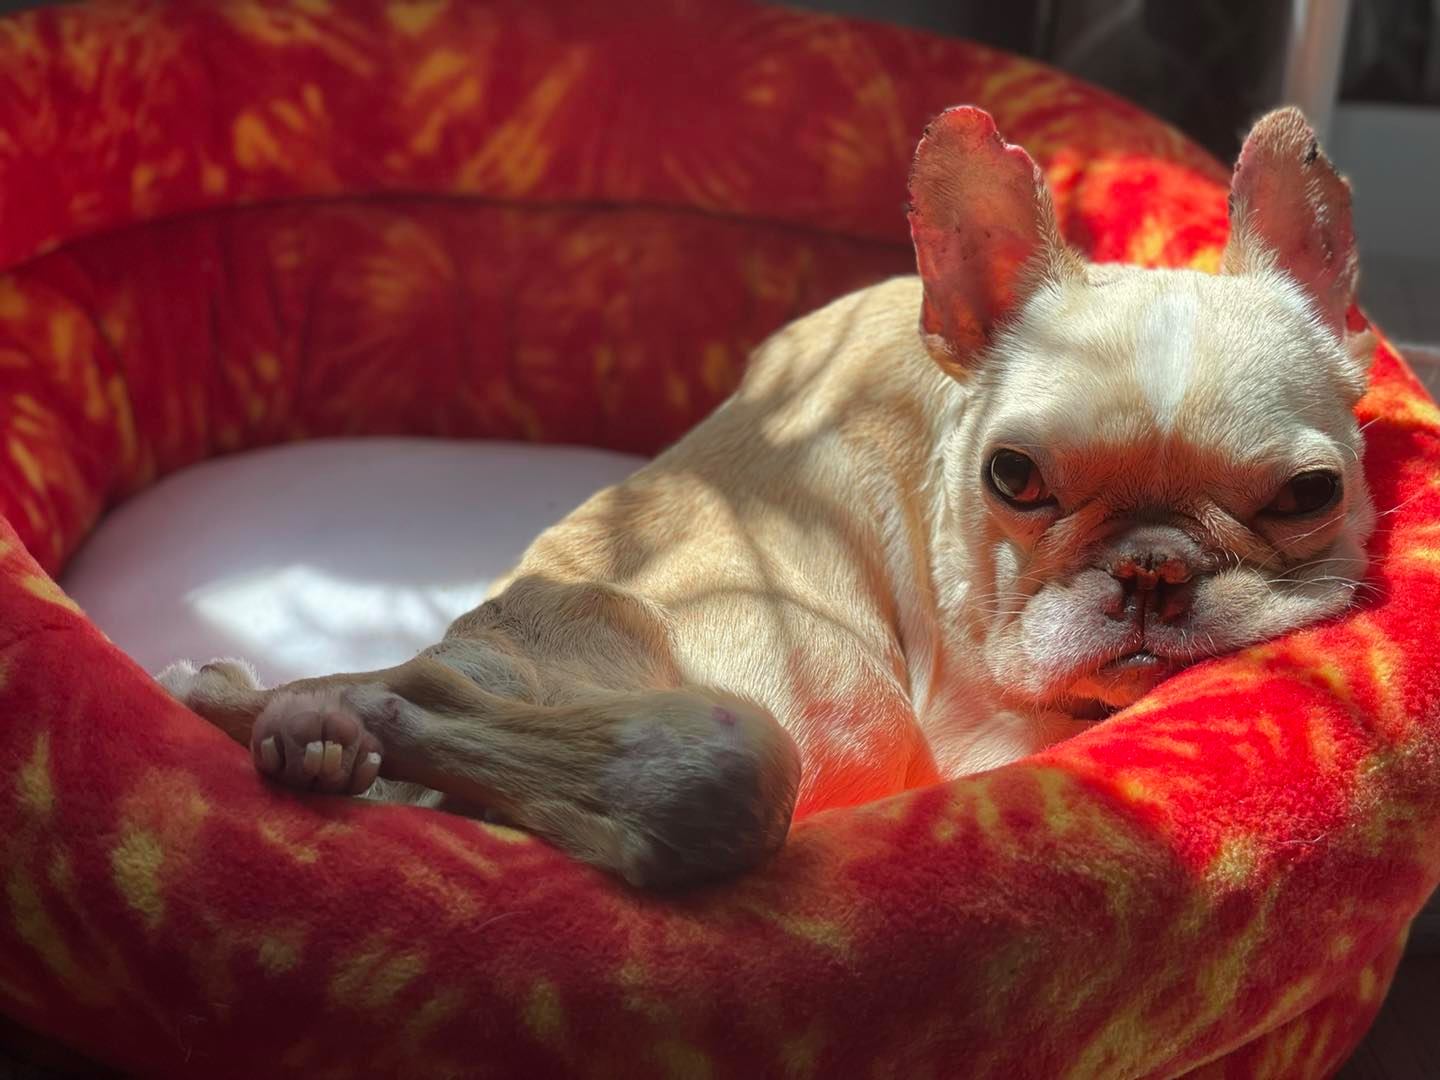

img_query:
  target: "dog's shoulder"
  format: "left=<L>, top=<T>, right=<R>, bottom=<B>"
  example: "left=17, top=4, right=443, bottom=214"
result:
left=739, top=276, right=939, bottom=402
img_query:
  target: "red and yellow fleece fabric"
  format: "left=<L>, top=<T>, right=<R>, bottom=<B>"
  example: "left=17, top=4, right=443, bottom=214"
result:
left=0, top=2, right=1436, bottom=1077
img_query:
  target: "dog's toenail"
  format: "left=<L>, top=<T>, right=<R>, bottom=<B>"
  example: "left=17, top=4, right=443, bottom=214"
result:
left=303, top=741, right=324, bottom=777
left=260, top=736, right=280, bottom=773
left=322, top=741, right=342, bottom=776
left=355, top=751, right=382, bottom=792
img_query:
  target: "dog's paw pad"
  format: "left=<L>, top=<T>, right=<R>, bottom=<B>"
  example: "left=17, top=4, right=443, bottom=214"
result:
left=252, top=690, right=384, bottom=796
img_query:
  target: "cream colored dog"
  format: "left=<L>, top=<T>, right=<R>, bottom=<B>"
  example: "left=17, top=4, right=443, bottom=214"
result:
left=159, top=106, right=1375, bottom=889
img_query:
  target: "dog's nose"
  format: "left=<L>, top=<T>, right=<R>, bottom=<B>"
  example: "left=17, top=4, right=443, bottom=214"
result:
left=1104, top=526, right=1201, bottom=625
left=1111, top=552, right=1192, bottom=587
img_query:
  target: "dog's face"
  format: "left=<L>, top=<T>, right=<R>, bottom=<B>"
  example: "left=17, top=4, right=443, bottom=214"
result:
left=910, top=107, right=1375, bottom=719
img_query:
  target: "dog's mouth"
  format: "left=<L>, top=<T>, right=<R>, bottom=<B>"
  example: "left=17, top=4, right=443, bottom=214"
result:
left=1061, top=650, right=1177, bottom=721
left=1066, top=698, right=1118, bottom=722
left=1102, top=649, right=1171, bottom=678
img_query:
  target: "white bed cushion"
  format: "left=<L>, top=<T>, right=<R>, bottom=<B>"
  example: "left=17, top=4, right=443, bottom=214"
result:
left=61, top=439, right=647, bottom=686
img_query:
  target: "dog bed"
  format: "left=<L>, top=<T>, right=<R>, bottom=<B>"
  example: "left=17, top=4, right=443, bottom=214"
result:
left=60, top=438, right=649, bottom=686
left=2, top=2, right=1439, bottom=1076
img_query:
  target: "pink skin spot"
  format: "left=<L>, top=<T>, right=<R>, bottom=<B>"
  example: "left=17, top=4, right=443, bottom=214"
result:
left=712, top=707, right=737, bottom=727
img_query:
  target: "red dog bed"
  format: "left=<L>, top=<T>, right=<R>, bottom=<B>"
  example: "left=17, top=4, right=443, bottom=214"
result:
left=2, top=2, right=1438, bottom=1076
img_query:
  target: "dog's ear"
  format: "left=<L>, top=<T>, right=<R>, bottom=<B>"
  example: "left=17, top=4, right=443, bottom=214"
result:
left=908, top=106, right=1074, bottom=374
left=1222, top=107, right=1358, bottom=336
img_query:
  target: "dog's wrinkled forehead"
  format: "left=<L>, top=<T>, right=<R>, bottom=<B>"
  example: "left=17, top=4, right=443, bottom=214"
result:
left=982, top=266, right=1355, bottom=469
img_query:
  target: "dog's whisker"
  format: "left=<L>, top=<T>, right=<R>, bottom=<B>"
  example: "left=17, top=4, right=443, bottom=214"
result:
left=1374, top=489, right=1426, bottom=519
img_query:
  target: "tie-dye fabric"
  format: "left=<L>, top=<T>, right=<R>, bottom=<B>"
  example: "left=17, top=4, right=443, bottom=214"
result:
left=0, top=2, right=1436, bottom=1077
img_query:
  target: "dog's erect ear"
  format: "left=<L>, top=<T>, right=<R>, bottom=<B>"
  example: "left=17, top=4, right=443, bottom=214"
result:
left=907, top=106, right=1073, bottom=373
left=1222, top=107, right=1358, bottom=336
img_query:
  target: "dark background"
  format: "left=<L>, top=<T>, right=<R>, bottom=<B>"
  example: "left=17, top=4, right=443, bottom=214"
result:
left=787, top=0, right=1437, bottom=160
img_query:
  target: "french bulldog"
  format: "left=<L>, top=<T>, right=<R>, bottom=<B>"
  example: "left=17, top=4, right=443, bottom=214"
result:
left=159, top=105, right=1375, bottom=888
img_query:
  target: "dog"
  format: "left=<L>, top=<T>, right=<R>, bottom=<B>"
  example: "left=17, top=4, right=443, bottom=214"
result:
left=159, top=105, right=1375, bottom=889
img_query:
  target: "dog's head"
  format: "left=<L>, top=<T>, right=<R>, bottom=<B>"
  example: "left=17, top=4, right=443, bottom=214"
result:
left=910, top=106, right=1375, bottom=719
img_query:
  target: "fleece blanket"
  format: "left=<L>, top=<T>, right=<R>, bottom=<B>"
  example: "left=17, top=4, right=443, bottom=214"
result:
left=0, top=2, right=1437, bottom=1077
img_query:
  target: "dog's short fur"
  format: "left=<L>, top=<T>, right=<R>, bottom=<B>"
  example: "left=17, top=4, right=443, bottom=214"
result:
left=160, top=106, right=1375, bottom=888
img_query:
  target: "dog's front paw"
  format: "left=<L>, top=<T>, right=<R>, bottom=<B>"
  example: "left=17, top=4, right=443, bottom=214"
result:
left=154, top=659, right=201, bottom=699
left=155, top=657, right=263, bottom=707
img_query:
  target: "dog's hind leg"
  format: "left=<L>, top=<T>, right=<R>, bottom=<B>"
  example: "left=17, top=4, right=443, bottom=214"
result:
left=160, top=648, right=801, bottom=889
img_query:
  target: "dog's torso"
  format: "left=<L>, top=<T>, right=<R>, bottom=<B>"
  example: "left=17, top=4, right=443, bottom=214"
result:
left=477, top=277, right=1078, bottom=817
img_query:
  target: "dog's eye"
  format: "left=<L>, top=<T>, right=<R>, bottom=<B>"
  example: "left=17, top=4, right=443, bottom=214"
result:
left=1266, top=470, right=1342, bottom=516
left=987, top=450, right=1052, bottom=508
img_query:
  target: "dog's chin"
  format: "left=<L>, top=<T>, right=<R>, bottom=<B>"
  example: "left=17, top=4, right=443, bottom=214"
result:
left=1055, top=651, right=1180, bottom=722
